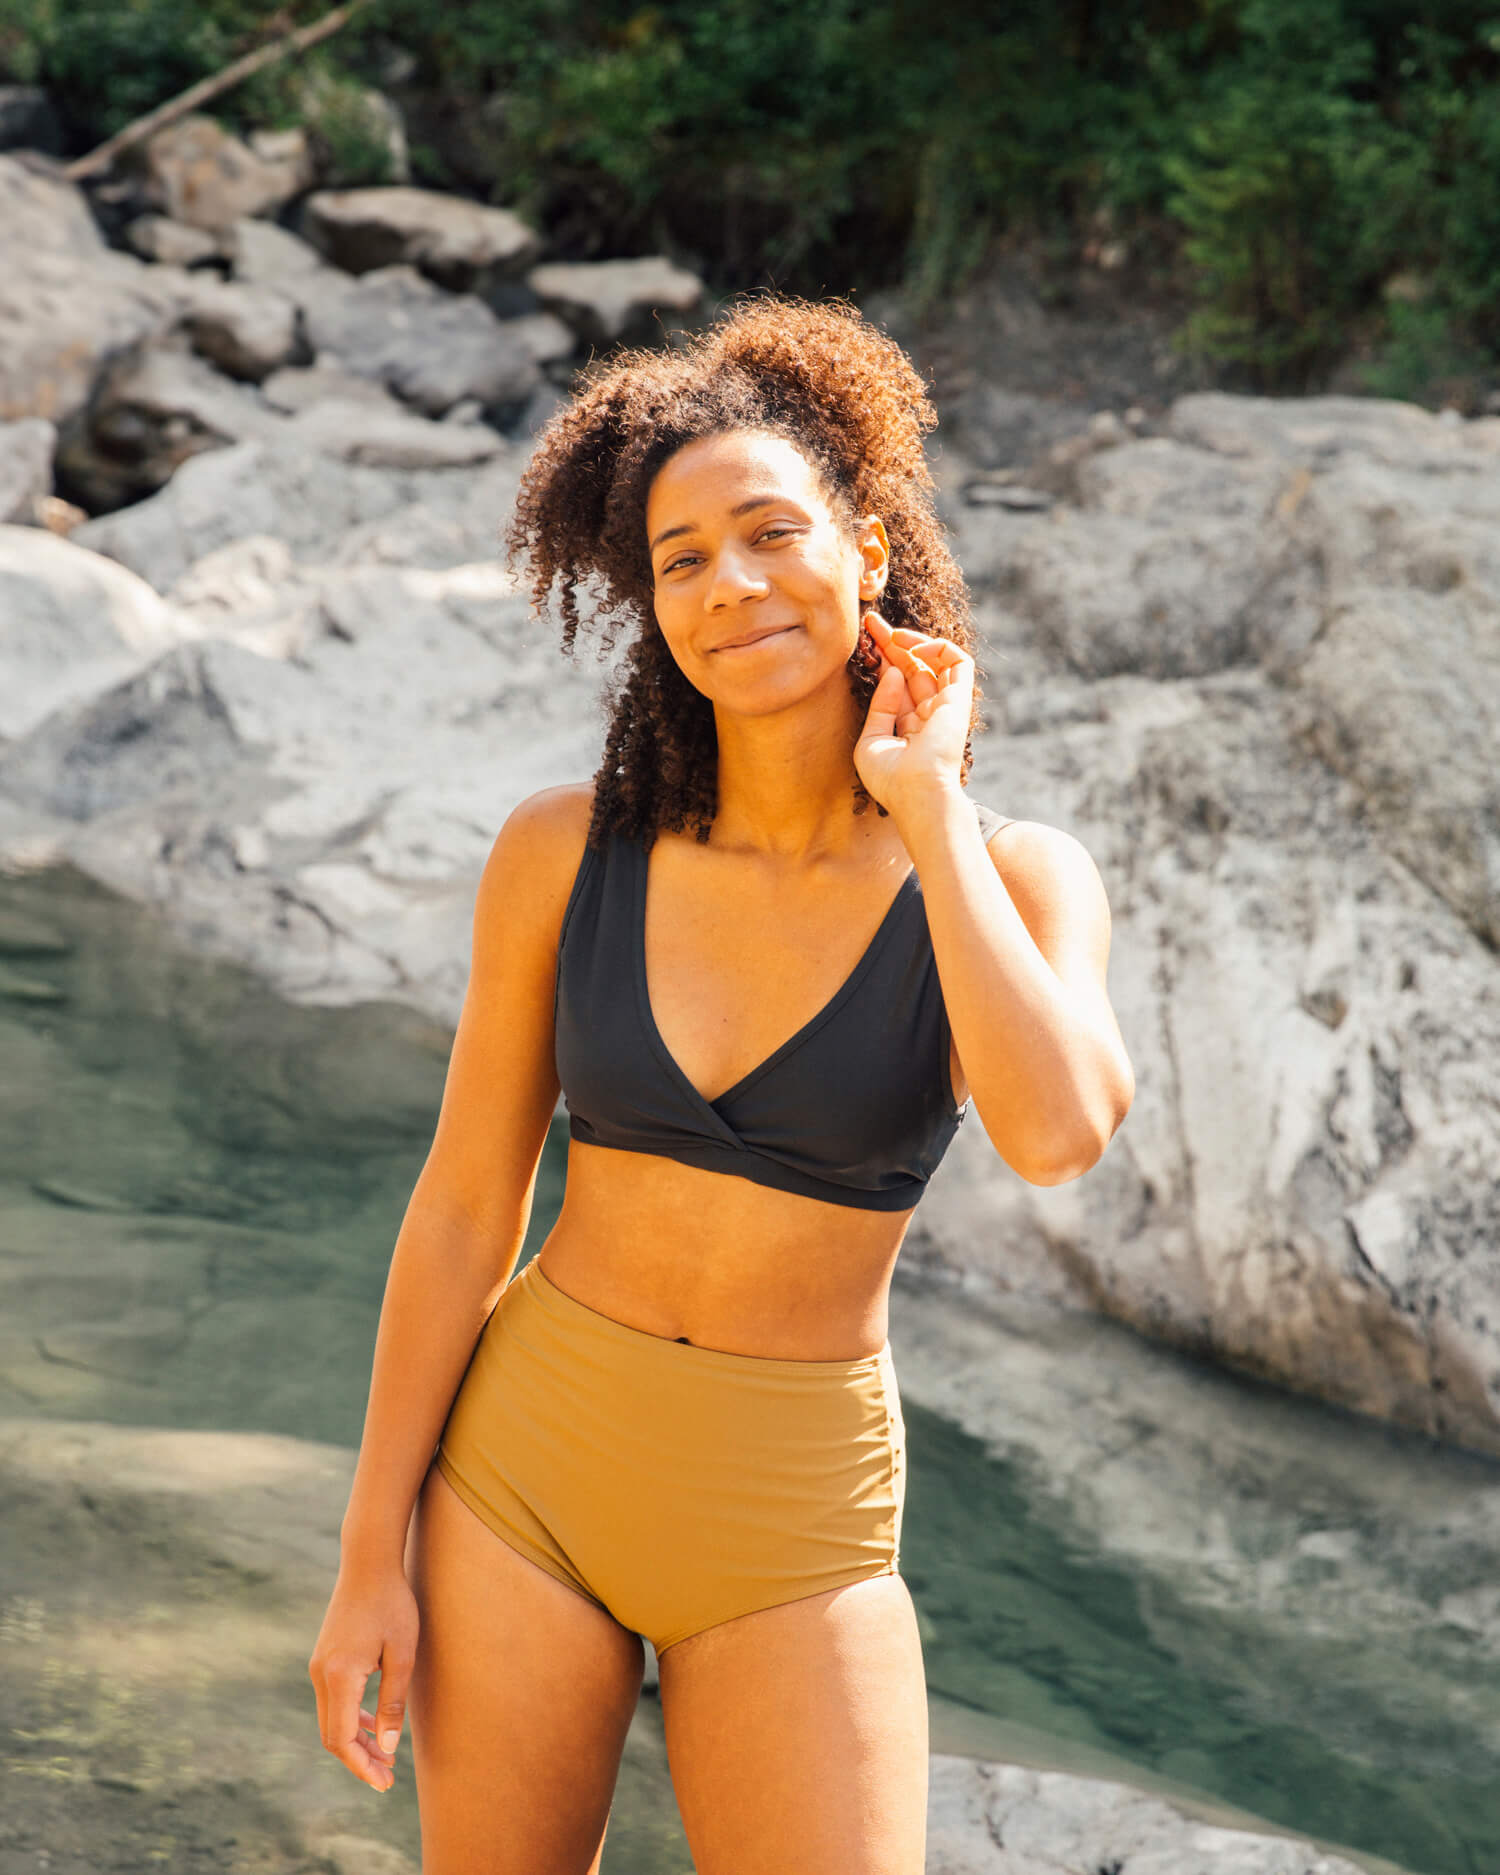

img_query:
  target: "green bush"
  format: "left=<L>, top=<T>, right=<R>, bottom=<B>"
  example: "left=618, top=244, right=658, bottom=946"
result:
left=2, top=0, right=1497, bottom=393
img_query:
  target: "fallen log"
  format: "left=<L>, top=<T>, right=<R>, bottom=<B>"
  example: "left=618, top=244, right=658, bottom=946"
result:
left=63, top=0, right=373, bottom=184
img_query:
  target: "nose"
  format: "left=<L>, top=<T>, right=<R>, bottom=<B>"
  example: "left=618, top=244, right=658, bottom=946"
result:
left=702, top=543, right=770, bottom=610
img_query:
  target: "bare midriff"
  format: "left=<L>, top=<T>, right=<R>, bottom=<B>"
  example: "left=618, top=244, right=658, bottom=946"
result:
left=534, top=1140, right=918, bottom=1362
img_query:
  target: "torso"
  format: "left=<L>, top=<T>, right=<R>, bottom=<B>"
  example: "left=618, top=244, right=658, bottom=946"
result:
left=536, top=787, right=985, bottom=1362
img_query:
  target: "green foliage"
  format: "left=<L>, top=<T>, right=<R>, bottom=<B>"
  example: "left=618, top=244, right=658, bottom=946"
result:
left=0, top=0, right=333, bottom=137
left=2, top=0, right=1498, bottom=391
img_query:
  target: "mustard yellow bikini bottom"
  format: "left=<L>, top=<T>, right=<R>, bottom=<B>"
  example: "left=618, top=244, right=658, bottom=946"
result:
left=434, top=1255, right=906, bottom=1655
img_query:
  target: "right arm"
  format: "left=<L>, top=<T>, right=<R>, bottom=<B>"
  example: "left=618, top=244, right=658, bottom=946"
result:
left=307, top=782, right=592, bottom=1791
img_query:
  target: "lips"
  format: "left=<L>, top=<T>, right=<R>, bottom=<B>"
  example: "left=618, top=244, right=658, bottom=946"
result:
left=713, top=623, right=801, bottom=652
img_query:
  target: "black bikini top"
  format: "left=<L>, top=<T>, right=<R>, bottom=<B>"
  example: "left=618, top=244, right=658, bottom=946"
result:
left=553, top=797, right=1012, bottom=1211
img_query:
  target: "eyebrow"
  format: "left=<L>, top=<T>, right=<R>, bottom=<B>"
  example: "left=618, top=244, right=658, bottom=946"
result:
left=648, top=496, right=800, bottom=554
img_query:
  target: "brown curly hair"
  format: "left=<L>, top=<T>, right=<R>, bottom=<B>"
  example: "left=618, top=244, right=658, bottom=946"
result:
left=505, top=292, right=982, bottom=850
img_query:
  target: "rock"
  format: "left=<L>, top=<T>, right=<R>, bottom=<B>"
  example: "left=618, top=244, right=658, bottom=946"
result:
left=1278, top=469, right=1500, bottom=947
left=284, top=399, right=505, bottom=469
left=962, top=478, right=1053, bottom=511
left=1169, top=390, right=1466, bottom=470
left=178, top=277, right=307, bottom=382
left=1006, top=442, right=1280, bottom=678
left=261, top=359, right=405, bottom=416
left=55, top=340, right=284, bottom=511
left=0, top=149, right=104, bottom=257
left=915, top=400, right=1500, bottom=1457
left=0, top=417, right=55, bottom=525
left=164, top=534, right=315, bottom=660
left=138, top=114, right=312, bottom=233
left=229, top=215, right=326, bottom=285
left=0, top=83, right=65, bottom=155
left=122, top=214, right=225, bottom=268
left=506, top=310, right=578, bottom=367
left=0, top=244, right=194, bottom=428
left=0, top=524, right=202, bottom=738
left=248, top=124, right=316, bottom=184
left=926, top=1758, right=1372, bottom=1874
left=525, top=256, right=705, bottom=344
left=296, top=264, right=539, bottom=416
left=70, top=432, right=524, bottom=593
left=0, top=157, right=197, bottom=427
left=301, top=185, right=540, bottom=289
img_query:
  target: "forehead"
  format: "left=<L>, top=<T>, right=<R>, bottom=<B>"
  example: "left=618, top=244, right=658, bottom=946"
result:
left=645, top=429, right=827, bottom=524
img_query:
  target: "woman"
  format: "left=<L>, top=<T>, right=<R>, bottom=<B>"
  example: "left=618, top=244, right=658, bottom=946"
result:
left=308, top=294, right=1134, bottom=1873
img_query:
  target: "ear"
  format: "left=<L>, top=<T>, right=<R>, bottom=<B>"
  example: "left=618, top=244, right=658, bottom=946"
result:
left=855, top=514, right=891, bottom=602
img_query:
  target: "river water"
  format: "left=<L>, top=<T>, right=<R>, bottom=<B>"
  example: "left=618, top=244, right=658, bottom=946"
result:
left=1, top=863, right=1494, bottom=1874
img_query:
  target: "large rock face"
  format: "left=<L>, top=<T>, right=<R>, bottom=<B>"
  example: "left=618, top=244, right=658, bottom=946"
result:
left=918, top=392, right=1500, bottom=1457
left=1, top=387, right=1497, bottom=1465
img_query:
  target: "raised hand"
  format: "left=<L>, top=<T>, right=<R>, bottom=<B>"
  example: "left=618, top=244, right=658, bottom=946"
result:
left=853, top=610, right=974, bottom=818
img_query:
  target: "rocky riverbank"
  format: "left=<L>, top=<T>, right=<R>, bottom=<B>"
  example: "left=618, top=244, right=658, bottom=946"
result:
left=2, top=105, right=1496, bottom=1875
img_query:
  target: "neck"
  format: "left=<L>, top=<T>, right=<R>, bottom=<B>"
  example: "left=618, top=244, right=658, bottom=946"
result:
left=708, top=687, right=870, bottom=863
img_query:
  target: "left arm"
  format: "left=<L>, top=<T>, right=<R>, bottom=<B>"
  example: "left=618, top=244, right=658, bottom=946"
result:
left=895, top=790, right=1133, bottom=1185
left=853, top=606, right=1133, bottom=1186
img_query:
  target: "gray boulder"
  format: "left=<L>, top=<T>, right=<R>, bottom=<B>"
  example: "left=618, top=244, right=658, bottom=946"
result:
left=178, top=277, right=307, bottom=382
left=0, top=157, right=196, bottom=427
left=229, top=215, right=326, bottom=285
left=283, top=398, right=505, bottom=469
left=301, top=185, right=540, bottom=289
left=526, top=255, right=705, bottom=344
left=138, top=113, right=313, bottom=232
left=927, top=1759, right=1372, bottom=1874
left=0, top=523, right=202, bottom=738
left=296, top=264, right=539, bottom=415
left=71, top=431, right=525, bottom=592
left=56, top=340, right=284, bottom=511
left=122, top=214, right=226, bottom=268
left=261, top=359, right=406, bottom=415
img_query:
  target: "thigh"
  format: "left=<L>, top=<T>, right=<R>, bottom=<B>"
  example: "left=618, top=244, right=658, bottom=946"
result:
left=657, top=1573, right=928, bottom=1875
left=404, top=1461, right=646, bottom=1875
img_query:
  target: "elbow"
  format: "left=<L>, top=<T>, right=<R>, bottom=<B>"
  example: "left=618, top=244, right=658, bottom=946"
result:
left=1008, top=1067, right=1135, bottom=1188
left=1014, top=1140, right=1103, bottom=1187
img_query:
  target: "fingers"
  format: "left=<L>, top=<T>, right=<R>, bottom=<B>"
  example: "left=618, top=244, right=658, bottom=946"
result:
left=311, top=1655, right=395, bottom=1793
left=373, top=1639, right=416, bottom=1763
left=863, top=612, right=965, bottom=708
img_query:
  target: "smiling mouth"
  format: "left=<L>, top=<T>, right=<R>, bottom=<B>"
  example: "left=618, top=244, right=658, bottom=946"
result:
left=714, top=625, right=801, bottom=652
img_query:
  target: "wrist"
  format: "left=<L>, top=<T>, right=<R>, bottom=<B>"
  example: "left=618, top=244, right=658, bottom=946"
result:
left=888, top=780, right=971, bottom=850
left=339, top=1505, right=417, bottom=1573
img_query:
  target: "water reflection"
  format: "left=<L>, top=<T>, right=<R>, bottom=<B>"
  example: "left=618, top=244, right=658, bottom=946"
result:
left=904, top=1398, right=1496, bottom=1875
left=3, top=862, right=1494, bottom=1875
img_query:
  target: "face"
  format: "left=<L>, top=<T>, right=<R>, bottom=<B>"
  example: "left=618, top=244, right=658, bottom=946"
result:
left=644, top=429, right=888, bottom=713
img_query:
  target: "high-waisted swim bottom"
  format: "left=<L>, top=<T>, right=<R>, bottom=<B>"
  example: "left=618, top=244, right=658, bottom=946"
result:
left=434, top=1255, right=906, bottom=1655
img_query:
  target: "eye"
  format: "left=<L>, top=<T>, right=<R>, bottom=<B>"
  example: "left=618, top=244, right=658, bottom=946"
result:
left=661, top=552, right=700, bottom=575
left=757, top=526, right=797, bottom=543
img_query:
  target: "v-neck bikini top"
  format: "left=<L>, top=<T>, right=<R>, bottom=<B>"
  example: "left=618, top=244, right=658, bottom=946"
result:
left=552, top=797, right=1013, bottom=1212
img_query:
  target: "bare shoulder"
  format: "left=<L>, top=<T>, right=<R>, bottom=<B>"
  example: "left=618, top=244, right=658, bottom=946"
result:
left=980, top=817, right=1114, bottom=996
left=475, top=780, right=597, bottom=939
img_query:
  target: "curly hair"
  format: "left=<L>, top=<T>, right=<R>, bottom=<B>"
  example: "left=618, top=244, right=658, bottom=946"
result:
left=505, top=293, right=982, bottom=851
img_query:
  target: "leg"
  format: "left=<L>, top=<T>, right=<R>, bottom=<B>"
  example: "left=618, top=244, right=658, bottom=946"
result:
left=404, top=1461, right=646, bottom=1875
left=657, top=1573, right=928, bottom=1875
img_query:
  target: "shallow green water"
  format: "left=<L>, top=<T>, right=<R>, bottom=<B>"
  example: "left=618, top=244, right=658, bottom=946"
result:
left=2, top=862, right=1495, bottom=1875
